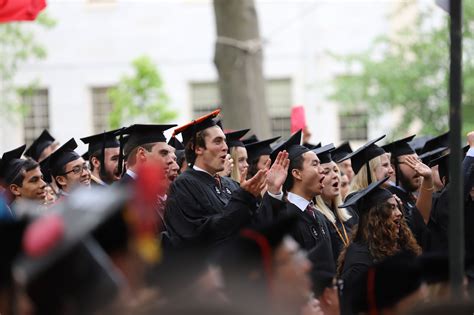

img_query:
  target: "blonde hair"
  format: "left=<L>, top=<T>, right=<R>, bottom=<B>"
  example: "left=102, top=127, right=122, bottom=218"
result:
left=230, top=146, right=241, bottom=182
left=347, top=155, right=382, bottom=195
left=315, top=166, right=352, bottom=224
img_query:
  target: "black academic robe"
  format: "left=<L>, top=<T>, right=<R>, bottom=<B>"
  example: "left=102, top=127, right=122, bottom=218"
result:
left=323, top=210, right=357, bottom=265
left=164, top=168, right=258, bottom=248
left=256, top=196, right=336, bottom=276
left=386, top=185, right=429, bottom=250
left=339, top=242, right=374, bottom=315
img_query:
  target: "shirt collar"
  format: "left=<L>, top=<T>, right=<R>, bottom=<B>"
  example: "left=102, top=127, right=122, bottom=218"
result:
left=193, top=165, right=214, bottom=177
left=287, top=192, right=312, bottom=212
left=126, top=169, right=137, bottom=179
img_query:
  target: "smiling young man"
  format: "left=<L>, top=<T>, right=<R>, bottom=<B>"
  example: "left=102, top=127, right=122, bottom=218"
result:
left=164, top=110, right=268, bottom=248
left=43, top=138, right=91, bottom=197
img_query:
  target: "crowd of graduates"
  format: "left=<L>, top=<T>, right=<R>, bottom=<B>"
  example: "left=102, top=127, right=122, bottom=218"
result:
left=0, top=109, right=473, bottom=315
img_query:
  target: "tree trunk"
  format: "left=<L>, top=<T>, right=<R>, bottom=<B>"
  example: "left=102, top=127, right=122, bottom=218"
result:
left=213, top=0, right=271, bottom=138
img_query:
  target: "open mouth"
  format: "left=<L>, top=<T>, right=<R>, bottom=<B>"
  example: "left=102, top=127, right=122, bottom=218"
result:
left=332, top=181, right=339, bottom=188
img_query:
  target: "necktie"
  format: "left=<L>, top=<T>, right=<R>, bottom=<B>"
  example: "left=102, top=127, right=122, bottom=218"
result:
left=306, top=202, right=316, bottom=219
left=214, top=175, right=222, bottom=189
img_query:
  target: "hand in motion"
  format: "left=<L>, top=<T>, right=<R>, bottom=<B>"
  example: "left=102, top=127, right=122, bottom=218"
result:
left=403, top=155, right=432, bottom=179
left=266, top=150, right=290, bottom=194
left=240, top=166, right=268, bottom=197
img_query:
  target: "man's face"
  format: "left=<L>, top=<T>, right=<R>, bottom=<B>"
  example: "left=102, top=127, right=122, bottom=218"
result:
left=195, top=126, right=228, bottom=175
left=167, top=148, right=179, bottom=182
left=144, top=142, right=174, bottom=175
left=295, top=151, right=325, bottom=196
left=101, top=147, right=121, bottom=183
left=57, top=158, right=91, bottom=192
left=12, top=167, right=46, bottom=201
left=398, top=154, right=422, bottom=192
left=375, top=153, right=395, bottom=187
left=338, top=159, right=354, bottom=181
left=272, top=236, right=312, bottom=309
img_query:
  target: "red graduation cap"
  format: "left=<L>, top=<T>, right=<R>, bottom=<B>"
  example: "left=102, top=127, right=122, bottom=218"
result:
left=0, top=0, right=46, bottom=23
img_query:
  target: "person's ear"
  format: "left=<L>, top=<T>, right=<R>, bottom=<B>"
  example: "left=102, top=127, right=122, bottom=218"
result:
left=291, top=168, right=302, bottom=181
left=55, top=175, right=67, bottom=187
left=91, top=156, right=101, bottom=170
left=9, top=184, right=21, bottom=197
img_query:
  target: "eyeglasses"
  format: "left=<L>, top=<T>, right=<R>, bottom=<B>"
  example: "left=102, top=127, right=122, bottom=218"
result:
left=62, top=163, right=89, bottom=176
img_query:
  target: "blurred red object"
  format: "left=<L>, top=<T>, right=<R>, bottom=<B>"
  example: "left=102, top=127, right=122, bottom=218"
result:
left=0, top=0, right=46, bottom=23
left=23, top=213, right=64, bottom=257
left=290, top=105, right=306, bottom=134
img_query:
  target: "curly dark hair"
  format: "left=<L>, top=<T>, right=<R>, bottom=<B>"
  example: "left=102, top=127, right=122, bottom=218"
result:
left=337, top=199, right=421, bottom=275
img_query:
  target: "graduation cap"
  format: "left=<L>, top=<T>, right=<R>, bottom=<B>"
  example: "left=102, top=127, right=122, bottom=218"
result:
left=344, top=135, right=386, bottom=184
left=14, top=187, right=129, bottom=314
left=352, top=252, right=422, bottom=313
left=81, top=129, right=122, bottom=179
left=382, top=135, right=416, bottom=158
left=24, top=129, right=56, bottom=162
left=331, top=141, right=353, bottom=163
left=421, top=131, right=449, bottom=154
left=245, top=136, right=281, bottom=163
left=225, top=128, right=250, bottom=148
left=303, top=142, right=321, bottom=150
left=168, top=136, right=185, bottom=150
left=339, top=176, right=392, bottom=214
left=419, top=146, right=448, bottom=165
left=42, top=138, right=80, bottom=178
left=0, top=144, right=27, bottom=185
left=172, top=109, right=221, bottom=146
left=242, top=134, right=259, bottom=145
left=270, top=129, right=306, bottom=162
left=312, top=144, right=336, bottom=164
left=428, top=145, right=469, bottom=185
left=408, top=135, right=433, bottom=155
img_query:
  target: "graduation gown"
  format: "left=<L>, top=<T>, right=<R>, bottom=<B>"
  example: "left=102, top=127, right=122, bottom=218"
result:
left=386, top=185, right=429, bottom=250
left=339, top=242, right=374, bottom=315
left=164, top=168, right=258, bottom=248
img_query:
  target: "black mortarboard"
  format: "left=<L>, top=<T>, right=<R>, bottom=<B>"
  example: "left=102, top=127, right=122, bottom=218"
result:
left=0, top=145, right=27, bottom=185
left=14, top=187, right=129, bottom=314
left=339, top=176, right=392, bottom=213
left=173, top=109, right=221, bottom=146
left=303, top=142, right=321, bottom=150
left=408, top=135, right=433, bottom=155
left=352, top=252, right=422, bottom=313
left=24, top=129, right=55, bottom=162
left=43, top=138, right=80, bottom=177
left=331, top=141, right=353, bottom=163
left=428, top=145, right=469, bottom=185
left=225, top=128, right=250, bottom=148
left=270, top=129, right=306, bottom=162
left=421, top=131, right=449, bottom=154
left=168, top=136, right=185, bottom=150
left=312, top=144, right=336, bottom=164
left=382, top=135, right=416, bottom=158
left=242, top=134, right=259, bottom=145
left=80, top=129, right=121, bottom=157
left=245, top=136, right=280, bottom=162
left=344, top=135, right=386, bottom=184
left=81, top=151, right=90, bottom=161
left=120, top=124, right=176, bottom=155
left=419, top=146, right=448, bottom=165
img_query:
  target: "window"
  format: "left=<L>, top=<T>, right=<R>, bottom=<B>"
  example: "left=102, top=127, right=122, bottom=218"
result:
left=22, top=89, right=49, bottom=145
left=190, top=79, right=292, bottom=136
left=91, top=87, right=114, bottom=133
left=339, top=110, right=368, bottom=141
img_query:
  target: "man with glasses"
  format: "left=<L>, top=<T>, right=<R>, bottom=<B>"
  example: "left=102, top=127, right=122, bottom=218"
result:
left=42, top=138, right=91, bottom=198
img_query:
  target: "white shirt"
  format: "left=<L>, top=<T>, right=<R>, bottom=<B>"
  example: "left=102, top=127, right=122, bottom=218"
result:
left=192, top=165, right=214, bottom=177
left=467, top=147, right=474, bottom=157
left=126, top=169, right=137, bottom=179
left=287, top=192, right=312, bottom=212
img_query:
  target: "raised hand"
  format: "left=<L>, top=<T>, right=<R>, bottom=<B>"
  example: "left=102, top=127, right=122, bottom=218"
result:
left=266, top=150, right=290, bottom=194
left=240, top=167, right=268, bottom=197
left=217, top=154, right=234, bottom=177
left=403, top=155, right=432, bottom=179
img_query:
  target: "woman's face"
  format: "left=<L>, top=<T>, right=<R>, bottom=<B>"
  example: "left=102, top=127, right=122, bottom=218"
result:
left=386, top=196, right=403, bottom=235
left=374, top=154, right=395, bottom=186
left=321, top=161, right=340, bottom=201
left=234, top=146, right=249, bottom=176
